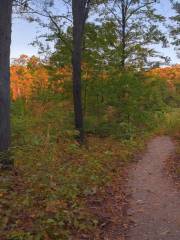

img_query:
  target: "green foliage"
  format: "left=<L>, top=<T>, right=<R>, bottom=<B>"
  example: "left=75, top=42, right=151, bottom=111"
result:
left=103, top=0, right=168, bottom=68
left=37, top=0, right=169, bottom=70
left=83, top=72, right=170, bottom=139
left=0, top=92, right=137, bottom=239
left=1, top=68, right=179, bottom=239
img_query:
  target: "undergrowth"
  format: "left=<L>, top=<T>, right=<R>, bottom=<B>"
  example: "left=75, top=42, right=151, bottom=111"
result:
left=0, top=72, right=179, bottom=239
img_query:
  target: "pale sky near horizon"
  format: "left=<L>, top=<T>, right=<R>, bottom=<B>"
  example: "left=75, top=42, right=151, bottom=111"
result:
left=11, top=0, right=180, bottom=64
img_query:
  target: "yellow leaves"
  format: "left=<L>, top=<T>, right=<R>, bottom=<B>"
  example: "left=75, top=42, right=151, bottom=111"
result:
left=11, top=64, right=33, bottom=100
left=146, top=65, right=180, bottom=94
left=147, top=65, right=180, bottom=83
left=10, top=55, right=68, bottom=100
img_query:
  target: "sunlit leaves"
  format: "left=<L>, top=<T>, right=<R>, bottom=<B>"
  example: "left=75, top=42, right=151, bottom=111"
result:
left=10, top=55, right=66, bottom=100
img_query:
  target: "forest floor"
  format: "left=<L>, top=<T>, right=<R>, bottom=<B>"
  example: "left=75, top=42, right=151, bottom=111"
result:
left=126, top=135, right=180, bottom=240
left=1, top=101, right=180, bottom=240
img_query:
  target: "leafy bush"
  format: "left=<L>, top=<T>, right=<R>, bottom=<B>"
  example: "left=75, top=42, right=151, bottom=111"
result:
left=83, top=72, right=170, bottom=139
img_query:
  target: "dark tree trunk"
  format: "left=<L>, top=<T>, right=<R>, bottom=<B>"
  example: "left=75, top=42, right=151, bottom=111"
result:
left=0, top=0, right=13, bottom=168
left=121, top=0, right=126, bottom=69
left=72, top=0, right=87, bottom=143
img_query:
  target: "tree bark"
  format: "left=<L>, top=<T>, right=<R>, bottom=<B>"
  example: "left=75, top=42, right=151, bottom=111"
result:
left=0, top=0, right=13, bottom=168
left=121, top=0, right=126, bottom=69
left=72, top=0, right=86, bottom=143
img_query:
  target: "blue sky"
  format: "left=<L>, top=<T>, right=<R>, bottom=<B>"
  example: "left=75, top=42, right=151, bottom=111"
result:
left=11, top=0, right=179, bottom=64
left=11, top=18, right=39, bottom=59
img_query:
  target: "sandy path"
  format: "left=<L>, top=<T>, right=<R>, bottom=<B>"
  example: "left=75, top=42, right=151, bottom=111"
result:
left=127, top=136, right=180, bottom=240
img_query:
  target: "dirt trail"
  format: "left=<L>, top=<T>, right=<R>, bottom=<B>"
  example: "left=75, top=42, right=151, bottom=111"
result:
left=127, top=136, right=180, bottom=240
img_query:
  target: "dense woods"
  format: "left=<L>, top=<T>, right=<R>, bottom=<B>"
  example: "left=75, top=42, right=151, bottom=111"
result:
left=0, top=0, right=179, bottom=239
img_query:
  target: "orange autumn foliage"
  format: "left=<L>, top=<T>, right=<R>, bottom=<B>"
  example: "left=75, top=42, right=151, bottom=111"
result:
left=147, top=65, right=180, bottom=82
left=11, top=55, right=49, bottom=100
left=147, top=65, right=180, bottom=92
left=11, top=55, right=179, bottom=100
left=10, top=55, right=69, bottom=100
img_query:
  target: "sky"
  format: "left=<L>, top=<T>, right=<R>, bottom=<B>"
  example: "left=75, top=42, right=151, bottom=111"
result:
left=11, top=0, right=180, bottom=64
left=11, top=19, right=39, bottom=59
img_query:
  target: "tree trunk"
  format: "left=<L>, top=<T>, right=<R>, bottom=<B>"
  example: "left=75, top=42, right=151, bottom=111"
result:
left=121, top=0, right=126, bottom=69
left=72, top=0, right=85, bottom=143
left=0, top=0, right=13, bottom=168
